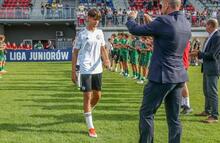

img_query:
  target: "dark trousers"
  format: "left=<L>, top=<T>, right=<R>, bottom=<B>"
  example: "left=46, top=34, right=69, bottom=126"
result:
left=203, top=74, right=219, bottom=118
left=139, top=81, right=184, bottom=143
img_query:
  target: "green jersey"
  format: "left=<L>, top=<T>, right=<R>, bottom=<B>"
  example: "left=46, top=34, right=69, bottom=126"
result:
left=0, top=50, right=4, bottom=55
left=0, top=49, right=5, bottom=61
left=131, top=40, right=138, bottom=56
left=120, top=38, right=128, bottom=54
left=139, top=42, right=152, bottom=67
left=129, top=40, right=139, bottom=65
left=113, top=38, right=119, bottom=52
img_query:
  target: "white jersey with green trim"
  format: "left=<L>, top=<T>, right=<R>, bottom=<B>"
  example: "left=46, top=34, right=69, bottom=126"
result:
left=74, top=28, right=105, bottom=74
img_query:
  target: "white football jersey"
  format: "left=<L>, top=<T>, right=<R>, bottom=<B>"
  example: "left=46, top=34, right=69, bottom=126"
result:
left=74, top=28, right=105, bottom=74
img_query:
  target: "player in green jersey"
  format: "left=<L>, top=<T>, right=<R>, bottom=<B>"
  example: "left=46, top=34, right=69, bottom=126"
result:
left=128, top=35, right=139, bottom=79
left=111, top=33, right=120, bottom=72
left=145, top=36, right=153, bottom=76
left=120, top=33, right=129, bottom=77
left=137, top=36, right=149, bottom=84
left=117, top=33, right=124, bottom=74
left=0, top=35, right=7, bottom=77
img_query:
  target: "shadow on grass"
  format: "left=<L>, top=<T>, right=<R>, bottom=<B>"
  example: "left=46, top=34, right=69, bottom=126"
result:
left=27, top=93, right=140, bottom=99
left=0, top=85, right=75, bottom=92
left=29, top=112, right=138, bottom=128
left=0, top=123, right=87, bottom=135
left=22, top=103, right=139, bottom=112
left=16, top=97, right=141, bottom=104
left=0, top=112, right=140, bottom=132
left=6, top=79, right=71, bottom=82
left=17, top=92, right=140, bottom=112
left=1, top=85, right=142, bottom=93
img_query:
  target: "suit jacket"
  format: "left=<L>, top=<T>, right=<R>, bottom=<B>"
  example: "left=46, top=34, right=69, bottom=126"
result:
left=198, top=30, right=220, bottom=76
left=126, top=11, right=191, bottom=83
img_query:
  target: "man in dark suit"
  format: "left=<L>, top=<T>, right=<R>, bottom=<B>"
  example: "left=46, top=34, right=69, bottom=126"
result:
left=125, top=0, right=191, bottom=142
left=192, top=18, right=220, bottom=123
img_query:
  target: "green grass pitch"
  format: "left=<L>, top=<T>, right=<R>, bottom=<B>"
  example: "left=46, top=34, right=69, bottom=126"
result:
left=0, top=62, right=220, bottom=143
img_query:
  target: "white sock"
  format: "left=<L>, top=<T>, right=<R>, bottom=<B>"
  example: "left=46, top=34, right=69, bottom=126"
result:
left=185, top=96, right=190, bottom=108
left=181, top=96, right=185, bottom=106
left=84, top=112, right=94, bottom=129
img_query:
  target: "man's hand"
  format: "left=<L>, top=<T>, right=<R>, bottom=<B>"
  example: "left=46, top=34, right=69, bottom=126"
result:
left=103, top=59, right=111, bottom=69
left=190, top=50, right=199, bottom=57
left=72, top=72, right=77, bottom=84
left=72, top=48, right=79, bottom=85
left=144, top=14, right=153, bottom=24
left=128, top=11, right=138, bottom=19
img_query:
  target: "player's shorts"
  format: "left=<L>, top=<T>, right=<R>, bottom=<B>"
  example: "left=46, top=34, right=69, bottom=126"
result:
left=139, top=55, right=149, bottom=67
left=0, top=55, right=5, bottom=61
left=139, top=52, right=152, bottom=67
left=111, top=50, right=115, bottom=59
left=112, top=50, right=120, bottom=63
left=118, top=49, right=123, bottom=62
left=130, top=54, right=138, bottom=65
left=80, top=73, right=102, bottom=92
left=110, top=50, right=114, bottom=59
left=121, top=51, right=129, bottom=62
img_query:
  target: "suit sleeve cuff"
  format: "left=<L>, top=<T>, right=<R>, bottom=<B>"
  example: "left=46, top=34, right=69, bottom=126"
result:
left=198, top=51, right=203, bottom=59
left=127, top=16, right=136, bottom=21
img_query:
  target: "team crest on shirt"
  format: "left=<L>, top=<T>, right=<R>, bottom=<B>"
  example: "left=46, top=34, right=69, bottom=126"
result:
left=96, top=34, right=101, bottom=40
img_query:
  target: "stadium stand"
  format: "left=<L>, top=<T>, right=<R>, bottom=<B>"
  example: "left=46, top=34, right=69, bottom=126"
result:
left=126, top=0, right=216, bottom=27
left=0, top=0, right=215, bottom=50
left=200, top=0, right=220, bottom=10
left=2, top=0, right=31, bottom=7
left=79, top=0, right=114, bottom=9
left=0, top=0, right=32, bottom=19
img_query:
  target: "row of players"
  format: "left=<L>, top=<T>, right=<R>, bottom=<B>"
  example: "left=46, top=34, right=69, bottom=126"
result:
left=107, top=32, right=153, bottom=84
left=104, top=32, right=192, bottom=114
left=0, top=35, right=7, bottom=78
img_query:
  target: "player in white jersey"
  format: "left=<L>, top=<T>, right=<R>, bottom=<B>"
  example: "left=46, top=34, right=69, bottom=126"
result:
left=72, top=8, right=110, bottom=138
left=72, top=39, right=81, bottom=88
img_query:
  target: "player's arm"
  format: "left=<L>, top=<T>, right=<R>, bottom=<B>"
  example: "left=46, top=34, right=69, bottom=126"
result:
left=0, top=43, right=5, bottom=50
left=115, top=43, right=121, bottom=49
left=123, top=43, right=128, bottom=49
left=126, top=44, right=133, bottom=49
left=72, top=48, right=79, bottom=84
left=112, top=43, right=118, bottom=48
left=101, top=45, right=110, bottom=68
left=142, top=47, right=151, bottom=51
left=128, top=46, right=134, bottom=50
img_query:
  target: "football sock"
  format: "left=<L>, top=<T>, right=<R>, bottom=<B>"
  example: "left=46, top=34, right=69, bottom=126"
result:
left=84, top=112, right=94, bottom=129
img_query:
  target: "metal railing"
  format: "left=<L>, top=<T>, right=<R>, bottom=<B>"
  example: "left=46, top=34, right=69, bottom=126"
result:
left=76, top=14, right=214, bottom=28
left=56, top=41, right=73, bottom=49
left=0, top=7, right=218, bottom=28
left=0, top=7, right=76, bottom=20
left=0, top=7, right=31, bottom=19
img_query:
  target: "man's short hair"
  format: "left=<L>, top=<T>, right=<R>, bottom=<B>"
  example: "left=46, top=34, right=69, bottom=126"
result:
left=87, top=8, right=101, bottom=20
left=112, top=34, right=116, bottom=37
left=118, top=33, right=122, bottom=36
left=0, top=35, right=5, bottom=42
left=207, top=18, right=219, bottom=29
left=168, top=0, right=181, bottom=9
